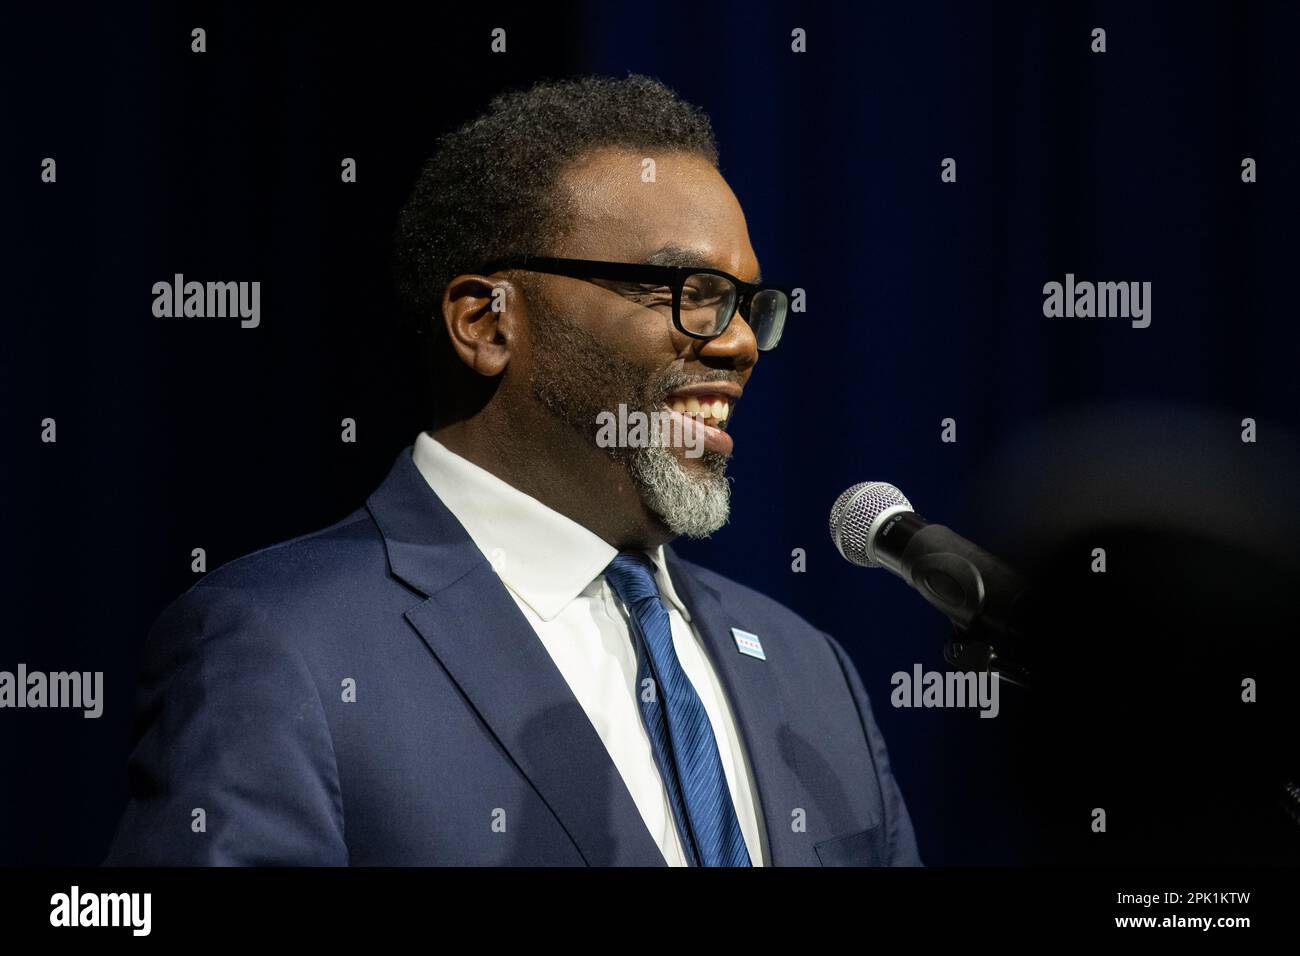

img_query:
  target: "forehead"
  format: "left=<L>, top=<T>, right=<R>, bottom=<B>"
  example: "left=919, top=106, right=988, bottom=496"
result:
left=554, top=147, right=759, bottom=281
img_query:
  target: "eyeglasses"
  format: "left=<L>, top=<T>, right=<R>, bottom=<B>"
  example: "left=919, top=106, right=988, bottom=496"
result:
left=477, top=255, right=789, bottom=351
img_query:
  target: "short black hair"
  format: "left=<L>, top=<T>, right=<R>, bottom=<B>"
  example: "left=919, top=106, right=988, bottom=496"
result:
left=393, top=73, right=720, bottom=334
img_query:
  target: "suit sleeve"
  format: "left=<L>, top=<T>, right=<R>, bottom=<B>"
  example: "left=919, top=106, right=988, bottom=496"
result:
left=821, top=631, right=924, bottom=866
left=102, top=584, right=348, bottom=865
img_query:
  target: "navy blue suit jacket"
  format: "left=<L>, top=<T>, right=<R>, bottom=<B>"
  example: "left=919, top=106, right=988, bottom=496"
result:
left=104, top=447, right=922, bottom=866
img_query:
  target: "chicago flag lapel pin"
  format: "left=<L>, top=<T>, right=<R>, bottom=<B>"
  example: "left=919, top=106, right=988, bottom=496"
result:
left=731, top=627, right=767, bottom=661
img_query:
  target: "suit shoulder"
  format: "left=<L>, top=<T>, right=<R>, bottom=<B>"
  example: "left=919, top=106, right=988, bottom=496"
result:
left=134, top=508, right=392, bottom=684
left=177, top=507, right=386, bottom=609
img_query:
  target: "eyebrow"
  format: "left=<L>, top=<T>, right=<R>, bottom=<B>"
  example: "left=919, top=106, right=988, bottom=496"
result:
left=640, top=244, right=763, bottom=284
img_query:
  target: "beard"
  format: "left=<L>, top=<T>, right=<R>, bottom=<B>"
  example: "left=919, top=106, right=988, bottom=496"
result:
left=526, top=289, right=733, bottom=539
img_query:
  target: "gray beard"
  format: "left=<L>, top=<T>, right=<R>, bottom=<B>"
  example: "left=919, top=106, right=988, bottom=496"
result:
left=625, top=442, right=732, bottom=539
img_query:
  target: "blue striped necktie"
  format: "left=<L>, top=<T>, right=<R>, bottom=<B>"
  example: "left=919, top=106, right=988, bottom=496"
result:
left=603, top=551, right=752, bottom=867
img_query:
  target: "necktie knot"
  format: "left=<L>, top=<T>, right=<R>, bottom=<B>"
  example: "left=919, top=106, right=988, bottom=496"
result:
left=603, top=551, right=663, bottom=608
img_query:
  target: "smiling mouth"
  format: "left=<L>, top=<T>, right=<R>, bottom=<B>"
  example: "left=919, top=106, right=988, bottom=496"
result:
left=661, top=394, right=733, bottom=430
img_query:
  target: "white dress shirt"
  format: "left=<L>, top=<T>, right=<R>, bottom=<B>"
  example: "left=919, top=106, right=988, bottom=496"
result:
left=411, top=431, right=767, bottom=866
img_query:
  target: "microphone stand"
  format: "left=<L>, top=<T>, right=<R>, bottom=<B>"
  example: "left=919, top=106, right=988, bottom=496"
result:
left=944, top=618, right=1031, bottom=689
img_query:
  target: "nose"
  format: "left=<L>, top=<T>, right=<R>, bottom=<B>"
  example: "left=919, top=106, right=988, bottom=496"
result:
left=691, top=309, right=759, bottom=372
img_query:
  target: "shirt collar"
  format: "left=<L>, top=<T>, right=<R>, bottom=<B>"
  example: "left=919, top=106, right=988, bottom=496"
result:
left=412, top=432, right=690, bottom=623
left=647, top=545, right=692, bottom=622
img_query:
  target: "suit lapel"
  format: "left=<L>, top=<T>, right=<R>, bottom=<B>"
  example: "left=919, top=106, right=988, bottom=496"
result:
left=367, top=449, right=666, bottom=866
left=663, top=547, right=820, bottom=866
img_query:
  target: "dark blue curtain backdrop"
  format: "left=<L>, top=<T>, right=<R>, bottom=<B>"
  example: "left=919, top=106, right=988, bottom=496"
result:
left=4, top=1, right=1298, bottom=866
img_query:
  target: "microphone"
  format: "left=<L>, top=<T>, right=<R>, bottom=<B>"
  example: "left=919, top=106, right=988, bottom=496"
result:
left=829, top=482, right=1032, bottom=686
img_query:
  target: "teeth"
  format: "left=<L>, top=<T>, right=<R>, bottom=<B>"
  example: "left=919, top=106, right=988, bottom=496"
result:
left=665, top=394, right=732, bottom=429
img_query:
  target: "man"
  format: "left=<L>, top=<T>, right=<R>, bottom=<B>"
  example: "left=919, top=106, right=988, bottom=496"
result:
left=105, top=75, right=922, bottom=866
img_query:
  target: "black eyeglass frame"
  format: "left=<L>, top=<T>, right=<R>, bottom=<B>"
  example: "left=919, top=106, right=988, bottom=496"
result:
left=476, top=254, right=789, bottom=350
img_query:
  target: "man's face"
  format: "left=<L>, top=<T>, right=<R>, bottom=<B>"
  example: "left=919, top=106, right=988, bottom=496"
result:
left=521, top=148, right=762, bottom=539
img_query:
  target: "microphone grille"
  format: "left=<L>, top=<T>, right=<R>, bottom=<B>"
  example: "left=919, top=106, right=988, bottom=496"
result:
left=829, top=481, right=913, bottom=568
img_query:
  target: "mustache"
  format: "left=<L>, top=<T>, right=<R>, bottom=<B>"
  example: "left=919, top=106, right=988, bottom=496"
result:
left=648, top=369, right=746, bottom=405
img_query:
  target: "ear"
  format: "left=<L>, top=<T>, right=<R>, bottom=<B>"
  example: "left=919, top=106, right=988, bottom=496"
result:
left=440, top=273, right=522, bottom=377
